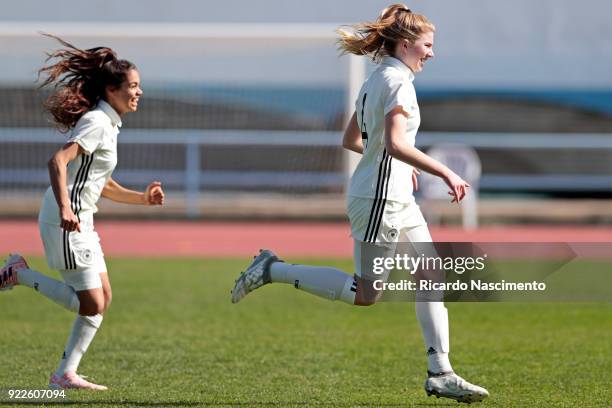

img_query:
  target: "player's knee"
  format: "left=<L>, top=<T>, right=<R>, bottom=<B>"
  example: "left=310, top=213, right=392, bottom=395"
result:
left=104, top=298, right=112, bottom=313
left=79, top=299, right=105, bottom=316
left=79, top=305, right=100, bottom=316
left=354, top=277, right=382, bottom=306
left=355, top=298, right=377, bottom=306
left=103, top=291, right=112, bottom=313
left=355, top=291, right=381, bottom=306
left=94, top=301, right=105, bottom=315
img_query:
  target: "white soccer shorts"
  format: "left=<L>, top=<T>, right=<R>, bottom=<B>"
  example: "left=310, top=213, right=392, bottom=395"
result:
left=347, top=196, right=429, bottom=245
left=39, top=221, right=106, bottom=291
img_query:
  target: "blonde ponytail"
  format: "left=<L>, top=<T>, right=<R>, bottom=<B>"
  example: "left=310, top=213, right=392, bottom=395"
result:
left=337, top=4, right=435, bottom=62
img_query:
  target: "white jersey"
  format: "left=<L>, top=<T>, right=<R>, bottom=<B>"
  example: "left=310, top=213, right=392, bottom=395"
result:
left=39, top=100, right=121, bottom=226
left=347, top=56, right=420, bottom=205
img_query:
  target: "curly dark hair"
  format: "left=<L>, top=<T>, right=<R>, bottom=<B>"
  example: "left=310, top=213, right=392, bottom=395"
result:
left=38, top=33, right=137, bottom=132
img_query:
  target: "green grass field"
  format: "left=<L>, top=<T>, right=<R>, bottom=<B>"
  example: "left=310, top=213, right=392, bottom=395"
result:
left=1, top=257, right=611, bottom=407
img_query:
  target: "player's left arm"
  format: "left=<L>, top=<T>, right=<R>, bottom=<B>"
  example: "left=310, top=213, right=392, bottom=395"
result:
left=101, top=177, right=165, bottom=206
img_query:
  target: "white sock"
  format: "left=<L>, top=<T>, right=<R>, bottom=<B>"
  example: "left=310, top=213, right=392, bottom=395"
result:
left=270, top=262, right=356, bottom=304
left=17, top=268, right=79, bottom=313
left=415, top=301, right=453, bottom=373
left=55, top=314, right=103, bottom=376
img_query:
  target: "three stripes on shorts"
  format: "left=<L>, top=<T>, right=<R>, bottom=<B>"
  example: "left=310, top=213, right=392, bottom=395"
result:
left=63, top=153, right=95, bottom=270
left=364, top=150, right=392, bottom=243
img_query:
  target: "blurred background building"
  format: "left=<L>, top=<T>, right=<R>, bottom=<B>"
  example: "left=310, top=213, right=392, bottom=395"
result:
left=1, top=0, right=610, bottom=225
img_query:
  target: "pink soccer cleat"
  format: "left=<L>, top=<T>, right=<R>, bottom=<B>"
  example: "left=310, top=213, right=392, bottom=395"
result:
left=0, top=254, right=28, bottom=291
left=49, top=372, right=108, bottom=391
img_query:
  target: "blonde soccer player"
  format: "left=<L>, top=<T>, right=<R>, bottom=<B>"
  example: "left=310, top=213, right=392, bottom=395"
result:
left=0, top=35, right=164, bottom=390
left=231, top=4, right=489, bottom=404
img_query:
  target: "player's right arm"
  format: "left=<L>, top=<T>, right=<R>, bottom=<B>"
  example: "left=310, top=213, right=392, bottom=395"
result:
left=384, top=107, right=469, bottom=203
left=342, top=112, right=363, bottom=154
left=48, top=142, right=83, bottom=232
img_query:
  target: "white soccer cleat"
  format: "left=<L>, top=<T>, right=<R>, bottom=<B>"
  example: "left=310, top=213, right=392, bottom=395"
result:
left=0, top=253, right=28, bottom=291
left=424, top=371, right=489, bottom=404
left=231, top=249, right=280, bottom=304
left=49, top=372, right=108, bottom=391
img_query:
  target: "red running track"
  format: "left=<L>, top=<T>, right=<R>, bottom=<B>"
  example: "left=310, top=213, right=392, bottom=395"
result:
left=0, top=220, right=610, bottom=258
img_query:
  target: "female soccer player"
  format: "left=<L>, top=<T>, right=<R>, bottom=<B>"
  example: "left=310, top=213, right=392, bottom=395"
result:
left=0, top=35, right=164, bottom=390
left=231, top=4, right=488, bottom=404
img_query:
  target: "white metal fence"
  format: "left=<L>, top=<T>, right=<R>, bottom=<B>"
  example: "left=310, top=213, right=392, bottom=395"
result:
left=2, top=128, right=610, bottom=216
